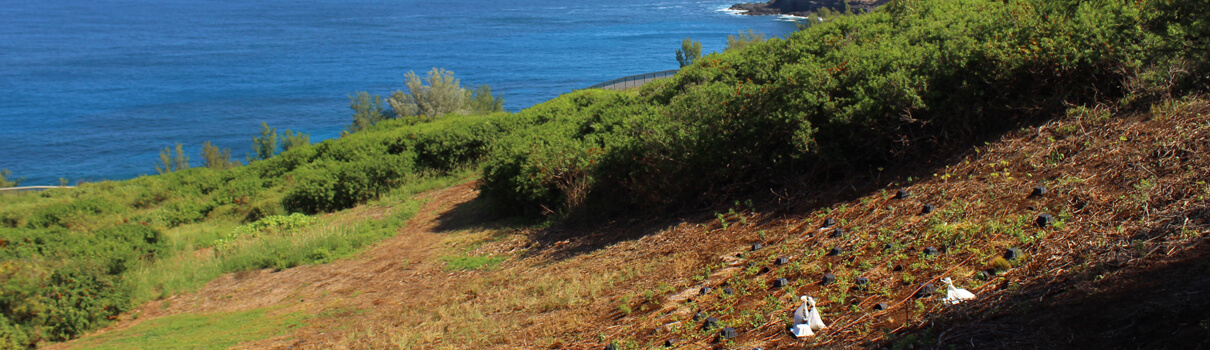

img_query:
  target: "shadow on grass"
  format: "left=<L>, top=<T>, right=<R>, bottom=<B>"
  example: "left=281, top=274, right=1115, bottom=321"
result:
left=505, top=160, right=940, bottom=263
left=450, top=99, right=1089, bottom=264
left=431, top=195, right=519, bottom=233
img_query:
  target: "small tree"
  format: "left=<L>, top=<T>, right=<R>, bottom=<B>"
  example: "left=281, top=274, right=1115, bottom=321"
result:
left=468, top=85, right=505, bottom=114
left=280, top=129, right=311, bottom=152
left=346, top=91, right=388, bottom=134
left=251, top=122, right=277, bottom=161
left=676, top=38, right=702, bottom=68
left=388, top=68, right=468, bottom=119
left=201, top=141, right=238, bottom=170
left=726, top=29, right=767, bottom=52
left=0, top=169, right=22, bottom=188
left=156, top=143, right=190, bottom=174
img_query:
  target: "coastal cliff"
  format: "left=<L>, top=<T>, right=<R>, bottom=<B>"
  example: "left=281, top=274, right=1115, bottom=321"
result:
left=729, top=0, right=885, bottom=16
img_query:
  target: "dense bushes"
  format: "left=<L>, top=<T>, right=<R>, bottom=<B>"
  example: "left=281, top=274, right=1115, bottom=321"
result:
left=90, top=225, right=167, bottom=275
left=478, top=0, right=1206, bottom=215
left=0, top=224, right=164, bottom=346
left=282, top=155, right=416, bottom=214
left=481, top=90, right=661, bottom=214
left=281, top=112, right=534, bottom=213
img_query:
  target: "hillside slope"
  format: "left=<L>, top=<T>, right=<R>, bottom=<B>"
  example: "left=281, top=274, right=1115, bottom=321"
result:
left=57, top=97, right=1210, bottom=349
left=12, top=0, right=1208, bottom=347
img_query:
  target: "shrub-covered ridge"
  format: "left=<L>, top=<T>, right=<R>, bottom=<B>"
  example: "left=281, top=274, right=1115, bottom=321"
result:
left=480, top=0, right=1208, bottom=215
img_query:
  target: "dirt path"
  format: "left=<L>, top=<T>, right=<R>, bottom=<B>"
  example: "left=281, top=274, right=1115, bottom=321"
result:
left=55, top=181, right=483, bottom=350
left=192, top=181, right=475, bottom=313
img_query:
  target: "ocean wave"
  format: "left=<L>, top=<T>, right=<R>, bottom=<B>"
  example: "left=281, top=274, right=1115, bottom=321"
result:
left=775, top=14, right=813, bottom=22
left=715, top=5, right=747, bottom=15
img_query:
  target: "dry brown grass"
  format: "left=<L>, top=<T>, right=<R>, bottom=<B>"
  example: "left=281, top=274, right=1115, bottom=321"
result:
left=59, top=97, right=1210, bottom=350
left=489, top=95, right=1210, bottom=349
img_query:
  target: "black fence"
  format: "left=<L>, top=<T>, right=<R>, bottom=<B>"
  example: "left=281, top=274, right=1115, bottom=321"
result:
left=586, top=69, right=679, bottom=90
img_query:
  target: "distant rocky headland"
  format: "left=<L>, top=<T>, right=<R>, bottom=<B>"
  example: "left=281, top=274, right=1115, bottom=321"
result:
left=729, top=0, right=886, bottom=16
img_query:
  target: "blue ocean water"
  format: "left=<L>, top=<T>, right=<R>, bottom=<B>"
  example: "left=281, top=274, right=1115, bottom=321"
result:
left=0, top=0, right=798, bottom=185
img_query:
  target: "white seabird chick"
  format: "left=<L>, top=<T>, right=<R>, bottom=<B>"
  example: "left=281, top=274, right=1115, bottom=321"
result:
left=807, top=296, right=828, bottom=331
left=791, top=296, right=815, bottom=338
left=942, top=277, right=976, bottom=304
left=793, top=295, right=809, bottom=325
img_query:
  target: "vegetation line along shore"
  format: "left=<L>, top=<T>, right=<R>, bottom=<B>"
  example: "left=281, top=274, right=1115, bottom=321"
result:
left=1, top=0, right=1207, bottom=348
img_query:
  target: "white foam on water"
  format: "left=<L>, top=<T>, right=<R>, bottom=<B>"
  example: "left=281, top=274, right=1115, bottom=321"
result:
left=775, top=14, right=813, bottom=22
left=715, top=5, right=748, bottom=15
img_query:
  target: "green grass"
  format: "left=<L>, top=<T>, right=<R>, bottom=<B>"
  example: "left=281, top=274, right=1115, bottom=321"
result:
left=441, top=254, right=506, bottom=271
left=122, top=170, right=480, bottom=305
left=67, top=307, right=309, bottom=350
left=0, top=168, right=471, bottom=347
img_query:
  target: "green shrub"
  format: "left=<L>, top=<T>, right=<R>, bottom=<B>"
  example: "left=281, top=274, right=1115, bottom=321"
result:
left=282, top=153, right=416, bottom=214
left=157, top=200, right=214, bottom=228
left=233, top=213, right=316, bottom=237
left=413, top=114, right=512, bottom=170
left=40, top=264, right=127, bottom=342
left=214, top=213, right=317, bottom=254
left=480, top=0, right=1187, bottom=215
left=0, top=169, right=21, bottom=188
left=280, top=163, right=341, bottom=214
left=200, top=141, right=238, bottom=170
left=91, top=225, right=167, bottom=274
left=165, top=168, right=223, bottom=198
left=129, top=185, right=172, bottom=209
left=25, top=198, right=113, bottom=229
left=280, top=112, right=541, bottom=214
left=480, top=90, right=657, bottom=214
left=247, top=143, right=318, bottom=180
left=0, top=313, right=32, bottom=350
left=0, top=224, right=164, bottom=347
left=242, top=195, right=286, bottom=223
left=208, top=171, right=264, bottom=206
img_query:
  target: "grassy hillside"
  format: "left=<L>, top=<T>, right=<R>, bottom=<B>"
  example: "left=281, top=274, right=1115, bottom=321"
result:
left=0, top=111, right=538, bottom=347
left=46, top=96, right=1210, bottom=350
left=480, top=0, right=1207, bottom=216
left=3, top=0, right=1207, bottom=347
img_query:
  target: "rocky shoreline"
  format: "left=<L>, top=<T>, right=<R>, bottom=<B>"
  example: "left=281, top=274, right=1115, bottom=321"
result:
left=729, top=0, right=885, bottom=16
